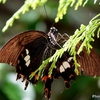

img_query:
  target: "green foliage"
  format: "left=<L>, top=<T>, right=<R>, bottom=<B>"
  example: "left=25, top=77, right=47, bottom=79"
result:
left=2, top=0, right=48, bottom=32
left=55, top=0, right=88, bottom=22
left=1, top=0, right=98, bottom=32
left=55, top=0, right=99, bottom=22
left=0, top=0, right=6, bottom=4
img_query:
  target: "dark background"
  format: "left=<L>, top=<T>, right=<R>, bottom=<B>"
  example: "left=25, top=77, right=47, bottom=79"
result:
left=0, top=0, right=100, bottom=100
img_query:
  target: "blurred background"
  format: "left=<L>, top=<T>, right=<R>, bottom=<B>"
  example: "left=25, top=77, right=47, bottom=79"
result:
left=0, top=0, right=100, bottom=100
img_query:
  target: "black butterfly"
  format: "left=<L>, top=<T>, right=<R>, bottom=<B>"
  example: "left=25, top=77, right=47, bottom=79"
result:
left=0, top=27, right=100, bottom=99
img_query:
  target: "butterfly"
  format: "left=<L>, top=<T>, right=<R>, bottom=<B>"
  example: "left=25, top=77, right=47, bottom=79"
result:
left=0, top=27, right=100, bottom=99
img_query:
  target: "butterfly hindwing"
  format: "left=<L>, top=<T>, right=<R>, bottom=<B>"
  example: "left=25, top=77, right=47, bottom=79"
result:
left=77, top=48, right=100, bottom=76
left=55, top=52, right=76, bottom=88
left=41, top=63, right=53, bottom=99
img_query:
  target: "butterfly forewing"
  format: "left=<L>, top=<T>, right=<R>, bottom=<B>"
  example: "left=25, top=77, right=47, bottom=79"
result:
left=0, top=30, right=46, bottom=66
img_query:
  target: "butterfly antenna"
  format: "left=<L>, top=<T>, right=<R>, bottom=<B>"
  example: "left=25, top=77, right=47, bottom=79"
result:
left=44, top=6, right=49, bottom=20
left=44, top=5, right=55, bottom=27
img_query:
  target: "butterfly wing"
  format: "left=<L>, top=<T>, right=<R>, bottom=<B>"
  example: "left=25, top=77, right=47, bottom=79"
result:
left=0, top=30, right=46, bottom=66
left=77, top=48, right=100, bottom=76
left=0, top=30, right=48, bottom=89
left=57, top=33, right=100, bottom=76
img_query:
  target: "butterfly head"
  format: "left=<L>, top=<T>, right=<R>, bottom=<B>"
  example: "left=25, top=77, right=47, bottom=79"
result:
left=50, top=27, right=58, bottom=34
left=48, top=27, right=61, bottom=48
